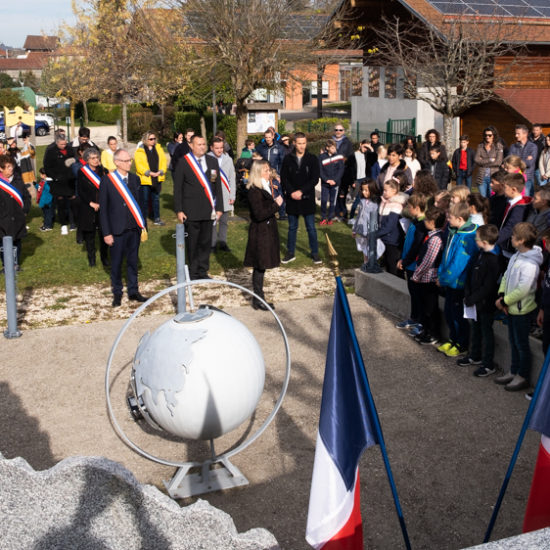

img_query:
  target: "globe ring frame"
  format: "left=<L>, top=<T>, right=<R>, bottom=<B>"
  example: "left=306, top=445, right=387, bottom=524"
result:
left=105, top=278, right=292, bottom=469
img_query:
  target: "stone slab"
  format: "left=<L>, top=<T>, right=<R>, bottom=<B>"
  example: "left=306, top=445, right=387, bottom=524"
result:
left=0, top=452, right=278, bottom=550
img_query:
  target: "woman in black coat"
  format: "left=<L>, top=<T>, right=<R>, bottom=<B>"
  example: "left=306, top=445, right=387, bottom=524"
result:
left=0, top=154, right=31, bottom=269
left=77, top=148, right=108, bottom=267
left=244, top=160, right=283, bottom=310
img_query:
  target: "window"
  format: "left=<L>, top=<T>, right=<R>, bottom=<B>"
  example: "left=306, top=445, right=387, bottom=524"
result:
left=385, top=67, right=397, bottom=99
left=368, top=67, right=380, bottom=97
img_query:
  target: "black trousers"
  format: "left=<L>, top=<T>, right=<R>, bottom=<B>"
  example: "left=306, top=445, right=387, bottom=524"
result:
left=418, top=281, right=441, bottom=339
left=82, top=228, right=109, bottom=265
left=186, top=219, right=213, bottom=279
left=252, top=268, right=265, bottom=303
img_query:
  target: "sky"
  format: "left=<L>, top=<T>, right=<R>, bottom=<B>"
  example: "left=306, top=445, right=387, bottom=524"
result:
left=0, top=1, right=76, bottom=48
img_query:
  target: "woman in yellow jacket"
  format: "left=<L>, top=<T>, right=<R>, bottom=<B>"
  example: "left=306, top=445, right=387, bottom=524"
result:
left=134, top=130, right=167, bottom=225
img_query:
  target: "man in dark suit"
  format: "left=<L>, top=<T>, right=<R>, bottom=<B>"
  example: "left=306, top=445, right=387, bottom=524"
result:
left=99, top=149, right=148, bottom=307
left=174, top=135, right=223, bottom=279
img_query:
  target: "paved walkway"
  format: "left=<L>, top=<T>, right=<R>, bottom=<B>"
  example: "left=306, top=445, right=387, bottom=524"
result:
left=0, top=293, right=540, bottom=549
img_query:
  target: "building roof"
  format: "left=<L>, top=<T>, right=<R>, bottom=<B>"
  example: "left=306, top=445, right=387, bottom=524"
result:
left=495, top=88, right=550, bottom=123
left=0, top=52, right=50, bottom=71
left=185, top=12, right=330, bottom=40
left=396, top=0, right=550, bottom=42
left=23, top=35, right=58, bottom=52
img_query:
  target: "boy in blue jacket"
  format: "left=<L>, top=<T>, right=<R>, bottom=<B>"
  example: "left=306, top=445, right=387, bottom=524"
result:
left=437, top=201, right=478, bottom=357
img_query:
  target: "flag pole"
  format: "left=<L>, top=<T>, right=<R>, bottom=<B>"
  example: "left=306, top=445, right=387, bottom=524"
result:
left=484, top=348, right=550, bottom=543
left=326, top=235, right=412, bottom=550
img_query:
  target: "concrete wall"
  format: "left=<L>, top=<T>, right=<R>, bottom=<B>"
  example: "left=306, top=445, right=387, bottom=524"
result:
left=355, top=269, right=545, bottom=384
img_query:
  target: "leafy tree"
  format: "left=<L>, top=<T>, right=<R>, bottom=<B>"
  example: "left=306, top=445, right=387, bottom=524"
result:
left=0, top=88, right=26, bottom=109
left=18, top=71, right=40, bottom=91
left=0, top=73, right=16, bottom=88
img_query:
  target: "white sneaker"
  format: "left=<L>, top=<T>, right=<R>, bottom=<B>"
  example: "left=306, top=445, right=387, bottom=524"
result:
left=61, top=225, right=68, bottom=235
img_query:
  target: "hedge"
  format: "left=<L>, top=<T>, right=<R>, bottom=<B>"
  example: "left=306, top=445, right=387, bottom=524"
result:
left=85, top=102, right=148, bottom=125
left=294, top=117, right=350, bottom=134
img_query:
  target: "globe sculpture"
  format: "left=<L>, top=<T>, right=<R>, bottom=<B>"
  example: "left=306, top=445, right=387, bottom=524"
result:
left=132, top=308, right=265, bottom=440
left=106, top=278, right=291, bottom=499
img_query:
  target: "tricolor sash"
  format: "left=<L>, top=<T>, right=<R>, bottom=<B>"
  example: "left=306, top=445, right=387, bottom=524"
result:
left=107, top=172, right=146, bottom=230
left=0, top=176, right=24, bottom=208
left=220, top=167, right=231, bottom=193
left=81, top=165, right=101, bottom=190
left=184, top=153, right=215, bottom=209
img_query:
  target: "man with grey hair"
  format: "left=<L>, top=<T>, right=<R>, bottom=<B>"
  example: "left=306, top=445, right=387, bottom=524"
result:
left=99, top=148, right=148, bottom=307
left=208, top=136, right=236, bottom=252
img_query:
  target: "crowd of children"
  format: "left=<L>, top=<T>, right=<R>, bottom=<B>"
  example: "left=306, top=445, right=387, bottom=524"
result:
left=351, top=140, right=550, bottom=393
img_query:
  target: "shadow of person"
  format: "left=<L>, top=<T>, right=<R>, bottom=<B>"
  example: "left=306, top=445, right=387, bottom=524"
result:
left=32, top=464, right=171, bottom=550
left=0, top=381, right=56, bottom=470
left=18, top=232, right=44, bottom=266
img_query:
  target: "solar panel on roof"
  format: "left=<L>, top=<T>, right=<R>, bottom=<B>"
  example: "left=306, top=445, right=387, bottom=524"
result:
left=427, top=0, right=550, bottom=18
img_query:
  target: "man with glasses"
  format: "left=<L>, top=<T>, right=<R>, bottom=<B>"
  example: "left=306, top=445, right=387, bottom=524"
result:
left=71, top=126, right=98, bottom=149
left=174, top=135, right=223, bottom=280
left=100, top=149, right=148, bottom=307
left=134, top=130, right=167, bottom=225
left=332, top=125, right=353, bottom=220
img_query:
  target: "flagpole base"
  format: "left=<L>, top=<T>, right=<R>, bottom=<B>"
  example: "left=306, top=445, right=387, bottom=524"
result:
left=164, top=458, right=249, bottom=499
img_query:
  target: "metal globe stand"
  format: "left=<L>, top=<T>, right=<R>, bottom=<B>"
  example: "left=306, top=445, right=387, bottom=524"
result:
left=105, top=278, right=291, bottom=499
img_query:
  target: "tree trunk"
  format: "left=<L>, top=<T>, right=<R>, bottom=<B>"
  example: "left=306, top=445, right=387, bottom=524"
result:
left=200, top=114, right=207, bottom=140
left=316, top=61, right=325, bottom=119
left=70, top=103, right=75, bottom=140
left=443, top=114, right=455, bottom=153
left=235, top=100, right=248, bottom=158
left=121, top=99, right=128, bottom=146
left=83, top=100, right=89, bottom=125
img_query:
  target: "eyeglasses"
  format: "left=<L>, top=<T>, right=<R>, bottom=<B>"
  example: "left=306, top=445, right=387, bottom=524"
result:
left=334, top=128, right=344, bottom=132
left=484, top=133, right=493, bottom=137
left=148, top=137, right=157, bottom=141
left=116, top=158, right=132, bottom=163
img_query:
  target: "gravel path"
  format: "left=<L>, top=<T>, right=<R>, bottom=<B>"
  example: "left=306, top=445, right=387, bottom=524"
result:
left=0, top=267, right=355, bottom=329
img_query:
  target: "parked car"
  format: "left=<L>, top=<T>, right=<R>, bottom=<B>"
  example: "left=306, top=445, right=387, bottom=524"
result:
left=35, top=113, right=55, bottom=129
left=0, top=116, right=50, bottom=140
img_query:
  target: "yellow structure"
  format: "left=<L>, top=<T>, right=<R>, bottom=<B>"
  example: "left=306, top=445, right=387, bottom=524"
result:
left=3, top=105, right=35, bottom=127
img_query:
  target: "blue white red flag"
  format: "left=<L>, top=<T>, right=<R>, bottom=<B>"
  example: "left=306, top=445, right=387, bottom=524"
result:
left=306, top=278, right=378, bottom=549
left=524, top=361, right=550, bottom=533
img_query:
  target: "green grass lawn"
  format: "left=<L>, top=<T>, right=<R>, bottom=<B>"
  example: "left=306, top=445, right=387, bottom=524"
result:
left=7, top=147, right=362, bottom=290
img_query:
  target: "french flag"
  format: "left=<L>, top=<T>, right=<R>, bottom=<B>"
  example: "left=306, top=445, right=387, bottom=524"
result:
left=306, top=279, right=379, bottom=549
left=524, top=360, right=550, bottom=533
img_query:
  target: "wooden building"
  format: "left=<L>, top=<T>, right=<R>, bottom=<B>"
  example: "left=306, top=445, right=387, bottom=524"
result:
left=344, top=0, right=550, bottom=145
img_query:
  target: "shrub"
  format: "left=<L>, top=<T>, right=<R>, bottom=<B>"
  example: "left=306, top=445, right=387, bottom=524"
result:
left=294, top=117, right=350, bottom=134
left=278, top=118, right=287, bottom=135
left=128, top=110, right=154, bottom=142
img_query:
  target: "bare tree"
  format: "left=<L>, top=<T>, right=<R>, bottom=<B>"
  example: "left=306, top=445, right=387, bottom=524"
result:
left=171, top=0, right=358, bottom=153
left=372, top=15, right=529, bottom=148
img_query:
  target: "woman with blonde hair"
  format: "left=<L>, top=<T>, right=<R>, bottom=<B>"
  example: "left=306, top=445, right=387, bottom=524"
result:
left=244, top=160, right=283, bottom=310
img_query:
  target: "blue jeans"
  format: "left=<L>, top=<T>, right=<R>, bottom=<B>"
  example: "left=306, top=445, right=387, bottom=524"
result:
left=287, top=213, right=319, bottom=256
left=479, top=175, right=491, bottom=198
left=139, top=185, right=160, bottom=220
left=507, top=312, right=533, bottom=379
left=320, top=185, right=338, bottom=220
left=456, top=170, right=472, bottom=190
left=42, top=203, right=55, bottom=228
left=525, top=179, right=534, bottom=197
left=443, top=287, right=469, bottom=349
